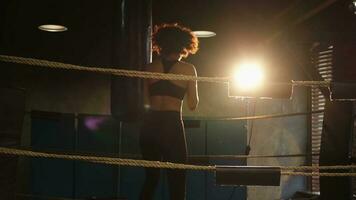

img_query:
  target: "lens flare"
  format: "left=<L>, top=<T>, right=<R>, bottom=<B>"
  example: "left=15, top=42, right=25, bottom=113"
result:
left=233, top=61, right=264, bottom=90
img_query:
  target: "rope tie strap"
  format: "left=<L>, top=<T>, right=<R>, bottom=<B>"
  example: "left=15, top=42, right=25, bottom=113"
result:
left=0, top=54, right=332, bottom=87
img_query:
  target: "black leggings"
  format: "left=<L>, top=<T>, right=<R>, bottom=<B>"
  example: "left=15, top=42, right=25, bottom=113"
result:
left=139, top=110, right=187, bottom=200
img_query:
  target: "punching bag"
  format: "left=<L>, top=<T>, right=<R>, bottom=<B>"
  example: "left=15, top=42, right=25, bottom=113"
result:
left=111, top=0, right=152, bottom=121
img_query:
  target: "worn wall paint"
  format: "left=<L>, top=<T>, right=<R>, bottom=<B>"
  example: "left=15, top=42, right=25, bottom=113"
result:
left=183, top=75, right=308, bottom=199
left=247, top=87, right=308, bottom=200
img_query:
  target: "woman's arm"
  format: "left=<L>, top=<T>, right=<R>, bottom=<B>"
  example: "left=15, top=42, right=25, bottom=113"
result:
left=186, top=65, right=199, bottom=110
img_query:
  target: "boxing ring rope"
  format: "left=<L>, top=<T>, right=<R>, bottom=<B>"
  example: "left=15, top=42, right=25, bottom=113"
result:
left=0, top=54, right=331, bottom=87
left=1, top=147, right=356, bottom=177
left=201, top=110, right=324, bottom=121
left=189, top=153, right=320, bottom=160
left=0, top=55, right=228, bottom=83
left=0, top=147, right=215, bottom=171
left=0, top=54, right=354, bottom=178
left=16, top=193, right=83, bottom=200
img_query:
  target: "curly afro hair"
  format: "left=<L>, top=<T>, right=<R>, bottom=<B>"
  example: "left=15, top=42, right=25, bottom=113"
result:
left=152, top=23, right=199, bottom=58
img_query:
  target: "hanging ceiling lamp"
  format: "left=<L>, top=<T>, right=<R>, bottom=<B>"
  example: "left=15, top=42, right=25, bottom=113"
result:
left=38, top=24, right=68, bottom=32
left=193, top=31, right=216, bottom=38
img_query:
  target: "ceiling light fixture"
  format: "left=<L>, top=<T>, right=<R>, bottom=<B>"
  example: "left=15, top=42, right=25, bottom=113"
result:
left=193, top=31, right=216, bottom=38
left=349, top=0, right=356, bottom=14
left=38, top=24, right=68, bottom=32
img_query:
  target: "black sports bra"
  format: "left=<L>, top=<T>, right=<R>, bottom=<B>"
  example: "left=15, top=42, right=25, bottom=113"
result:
left=148, top=58, right=186, bottom=100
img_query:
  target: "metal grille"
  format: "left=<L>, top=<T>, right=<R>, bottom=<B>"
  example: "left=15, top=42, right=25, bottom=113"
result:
left=311, top=45, right=333, bottom=192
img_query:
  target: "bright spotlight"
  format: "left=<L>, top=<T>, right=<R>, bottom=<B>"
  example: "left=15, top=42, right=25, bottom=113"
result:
left=233, top=61, right=264, bottom=90
left=228, top=60, right=293, bottom=99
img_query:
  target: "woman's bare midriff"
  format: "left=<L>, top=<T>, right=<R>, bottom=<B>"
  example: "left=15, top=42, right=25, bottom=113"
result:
left=149, top=96, right=183, bottom=112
